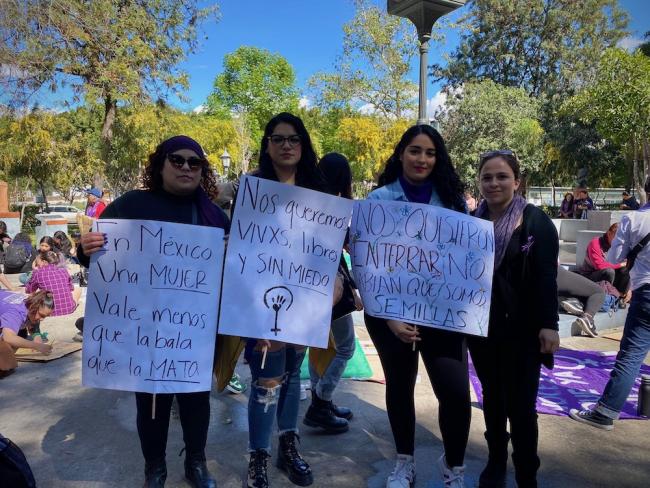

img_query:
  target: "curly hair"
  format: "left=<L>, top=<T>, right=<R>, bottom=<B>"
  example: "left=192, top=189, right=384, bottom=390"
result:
left=24, top=290, right=54, bottom=317
left=377, top=125, right=465, bottom=212
left=141, top=138, right=220, bottom=200
left=256, top=112, right=326, bottom=192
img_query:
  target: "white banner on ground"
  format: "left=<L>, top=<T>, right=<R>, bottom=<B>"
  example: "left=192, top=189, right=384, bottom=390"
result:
left=219, top=176, right=353, bottom=347
left=81, top=219, right=224, bottom=393
left=349, top=200, right=494, bottom=337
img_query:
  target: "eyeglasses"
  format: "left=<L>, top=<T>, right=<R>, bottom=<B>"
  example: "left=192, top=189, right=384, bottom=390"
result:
left=479, top=149, right=517, bottom=161
left=167, top=153, right=205, bottom=171
left=268, top=135, right=301, bottom=147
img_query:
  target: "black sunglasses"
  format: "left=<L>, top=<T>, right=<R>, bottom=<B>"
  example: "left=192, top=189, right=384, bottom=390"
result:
left=167, top=153, right=205, bottom=170
left=479, top=149, right=516, bottom=161
left=268, top=135, right=301, bottom=147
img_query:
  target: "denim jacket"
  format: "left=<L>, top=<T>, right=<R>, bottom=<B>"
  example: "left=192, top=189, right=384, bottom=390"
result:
left=366, top=179, right=443, bottom=206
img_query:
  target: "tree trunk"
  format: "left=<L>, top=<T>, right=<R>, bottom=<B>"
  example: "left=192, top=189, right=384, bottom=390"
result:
left=39, top=180, right=49, bottom=212
left=642, top=136, right=650, bottom=204
left=633, top=138, right=643, bottom=204
left=99, top=95, right=117, bottom=187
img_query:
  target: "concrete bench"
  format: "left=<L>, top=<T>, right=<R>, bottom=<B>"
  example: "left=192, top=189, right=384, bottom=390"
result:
left=559, top=308, right=627, bottom=338
left=557, top=219, right=589, bottom=242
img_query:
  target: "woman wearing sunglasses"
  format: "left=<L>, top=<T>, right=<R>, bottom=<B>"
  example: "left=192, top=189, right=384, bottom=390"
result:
left=79, top=135, right=229, bottom=488
left=243, top=112, right=330, bottom=488
left=469, top=150, right=559, bottom=488
left=365, top=124, right=470, bottom=488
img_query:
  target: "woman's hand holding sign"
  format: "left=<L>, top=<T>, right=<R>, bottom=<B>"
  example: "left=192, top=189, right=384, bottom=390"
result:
left=81, top=232, right=107, bottom=255
left=387, top=320, right=421, bottom=345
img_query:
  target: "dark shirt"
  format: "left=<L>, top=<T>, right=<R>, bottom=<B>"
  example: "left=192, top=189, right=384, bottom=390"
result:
left=78, top=189, right=230, bottom=267
left=488, top=205, right=559, bottom=339
left=622, top=196, right=640, bottom=210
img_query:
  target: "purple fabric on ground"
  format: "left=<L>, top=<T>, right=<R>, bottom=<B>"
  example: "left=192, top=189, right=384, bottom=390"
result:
left=468, top=349, right=650, bottom=419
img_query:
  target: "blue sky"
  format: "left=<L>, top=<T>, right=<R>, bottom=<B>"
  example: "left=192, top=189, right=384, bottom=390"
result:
left=32, top=0, right=650, bottom=112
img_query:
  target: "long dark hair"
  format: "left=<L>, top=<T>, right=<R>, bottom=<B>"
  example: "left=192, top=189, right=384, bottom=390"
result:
left=39, top=236, right=56, bottom=250
left=53, top=230, right=72, bottom=256
left=256, top=112, right=325, bottom=192
left=319, top=153, right=352, bottom=199
left=141, top=137, right=219, bottom=199
left=24, top=290, right=54, bottom=317
left=377, top=125, right=465, bottom=212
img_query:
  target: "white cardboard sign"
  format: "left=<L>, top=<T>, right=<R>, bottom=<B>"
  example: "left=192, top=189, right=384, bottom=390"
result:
left=349, top=200, right=494, bottom=337
left=219, top=176, right=354, bottom=347
left=81, top=219, right=224, bottom=393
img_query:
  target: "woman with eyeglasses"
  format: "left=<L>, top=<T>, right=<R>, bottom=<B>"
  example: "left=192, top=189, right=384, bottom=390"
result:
left=243, top=112, right=331, bottom=488
left=79, top=135, right=229, bottom=488
left=469, top=150, right=559, bottom=488
left=364, top=124, right=470, bottom=488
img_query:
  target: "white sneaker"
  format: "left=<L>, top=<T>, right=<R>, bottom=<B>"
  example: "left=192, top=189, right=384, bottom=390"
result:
left=386, top=454, right=415, bottom=488
left=437, top=454, right=466, bottom=488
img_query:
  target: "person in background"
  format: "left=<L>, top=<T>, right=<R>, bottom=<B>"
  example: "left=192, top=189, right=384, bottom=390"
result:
left=53, top=231, right=76, bottom=262
left=79, top=135, right=228, bottom=488
left=84, top=187, right=106, bottom=218
left=558, top=192, right=574, bottom=219
left=469, top=149, right=560, bottom=488
left=570, top=178, right=650, bottom=430
left=3, top=233, right=35, bottom=275
left=578, top=223, right=631, bottom=301
left=0, top=220, right=11, bottom=248
left=620, top=190, right=640, bottom=211
left=25, top=250, right=80, bottom=316
left=465, top=191, right=478, bottom=213
left=573, top=189, right=594, bottom=220
left=303, top=152, right=362, bottom=435
left=0, top=290, right=54, bottom=377
left=365, top=125, right=470, bottom=488
left=557, top=266, right=606, bottom=338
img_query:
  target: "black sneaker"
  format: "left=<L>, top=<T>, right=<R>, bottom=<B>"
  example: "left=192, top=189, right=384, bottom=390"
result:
left=569, top=408, right=613, bottom=430
left=561, top=298, right=584, bottom=316
left=575, top=315, right=598, bottom=338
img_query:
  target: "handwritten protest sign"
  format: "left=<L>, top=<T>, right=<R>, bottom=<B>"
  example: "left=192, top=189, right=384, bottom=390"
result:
left=81, top=220, right=224, bottom=393
left=219, top=176, right=353, bottom=347
left=349, top=200, right=494, bottom=336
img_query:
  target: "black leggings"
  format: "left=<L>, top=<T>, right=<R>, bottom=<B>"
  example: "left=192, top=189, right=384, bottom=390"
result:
left=135, top=391, right=210, bottom=464
left=468, top=335, right=542, bottom=486
left=365, top=314, right=470, bottom=467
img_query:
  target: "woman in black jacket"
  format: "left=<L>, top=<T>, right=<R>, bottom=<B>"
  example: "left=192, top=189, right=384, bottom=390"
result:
left=79, top=135, right=229, bottom=488
left=469, top=150, right=560, bottom=488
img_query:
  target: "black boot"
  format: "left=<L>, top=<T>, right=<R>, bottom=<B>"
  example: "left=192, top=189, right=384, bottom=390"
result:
left=143, top=458, right=167, bottom=488
left=330, top=402, right=353, bottom=420
left=303, top=392, right=349, bottom=433
left=276, top=432, right=313, bottom=486
left=184, top=451, right=216, bottom=488
left=247, top=450, right=269, bottom=488
left=478, top=431, right=509, bottom=488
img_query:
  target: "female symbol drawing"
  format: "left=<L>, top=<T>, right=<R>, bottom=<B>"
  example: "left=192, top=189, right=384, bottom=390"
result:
left=263, top=286, right=294, bottom=336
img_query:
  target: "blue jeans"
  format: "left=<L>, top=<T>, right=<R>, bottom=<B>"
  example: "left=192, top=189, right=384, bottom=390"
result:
left=309, top=314, right=355, bottom=401
left=596, top=284, right=650, bottom=419
left=248, top=344, right=306, bottom=452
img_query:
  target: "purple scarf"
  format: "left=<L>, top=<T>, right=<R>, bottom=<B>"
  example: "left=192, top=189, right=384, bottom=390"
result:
left=399, top=175, right=433, bottom=204
left=475, top=194, right=528, bottom=268
left=196, top=187, right=228, bottom=230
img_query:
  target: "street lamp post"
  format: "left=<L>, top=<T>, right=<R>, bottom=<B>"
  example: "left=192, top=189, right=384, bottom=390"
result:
left=387, top=0, right=467, bottom=125
left=220, top=150, right=231, bottom=181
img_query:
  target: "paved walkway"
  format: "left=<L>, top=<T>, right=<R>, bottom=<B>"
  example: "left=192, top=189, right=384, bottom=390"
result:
left=2, top=292, right=649, bottom=488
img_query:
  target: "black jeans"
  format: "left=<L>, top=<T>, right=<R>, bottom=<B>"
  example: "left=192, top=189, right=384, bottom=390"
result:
left=365, top=314, right=470, bottom=467
left=468, top=335, right=542, bottom=487
left=135, top=391, right=210, bottom=464
left=583, top=267, right=630, bottom=295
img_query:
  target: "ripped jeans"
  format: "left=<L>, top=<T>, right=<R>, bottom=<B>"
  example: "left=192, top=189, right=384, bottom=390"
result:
left=248, top=344, right=306, bottom=452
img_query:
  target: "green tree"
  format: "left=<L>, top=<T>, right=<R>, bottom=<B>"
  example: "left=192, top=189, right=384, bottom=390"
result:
left=562, top=48, right=650, bottom=198
left=438, top=80, right=545, bottom=183
left=206, top=46, right=299, bottom=139
left=308, top=0, right=422, bottom=119
left=437, top=0, right=628, bottom=98
left=0, top=0, right=218, bottom=164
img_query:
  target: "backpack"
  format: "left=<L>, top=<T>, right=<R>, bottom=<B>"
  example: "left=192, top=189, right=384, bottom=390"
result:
left=3, top=244, right=28, bottom=270
left=0, top=433, right=36, bottom=488
left=599, top=294, right=619, bottom=314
